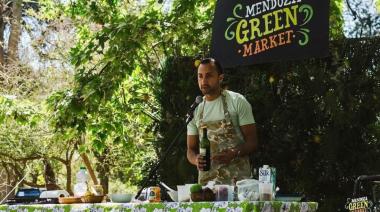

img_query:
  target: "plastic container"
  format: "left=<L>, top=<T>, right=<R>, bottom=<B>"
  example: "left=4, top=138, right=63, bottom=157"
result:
left=73, top=167, right=89, bottom=197
left=73, top=183, right=87, bottom=197
left=236, top=179, right=259, bottom=201
left=76, top=167, right=89, bottom=183
left=215, top=185, right=234, bottom=201
left=259, top=182, right=273, bottom=201
left=177, top=185, right=191, bottom=202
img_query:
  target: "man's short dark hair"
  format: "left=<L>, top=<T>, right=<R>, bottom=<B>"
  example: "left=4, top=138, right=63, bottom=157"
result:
left=200, top=58, right=224, bottom=75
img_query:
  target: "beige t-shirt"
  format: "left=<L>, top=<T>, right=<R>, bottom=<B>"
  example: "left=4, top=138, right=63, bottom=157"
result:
left=187, top=90, right=255, bottom=141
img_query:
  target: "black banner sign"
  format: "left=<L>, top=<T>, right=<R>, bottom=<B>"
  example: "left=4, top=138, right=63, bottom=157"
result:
left=345, top=197, right=371, bottom=212
left=210, top=0, right=329, bottom=68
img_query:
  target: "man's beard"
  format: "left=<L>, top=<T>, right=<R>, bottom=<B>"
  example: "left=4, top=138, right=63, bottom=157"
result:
left=201, top=86, right=219, bottom=95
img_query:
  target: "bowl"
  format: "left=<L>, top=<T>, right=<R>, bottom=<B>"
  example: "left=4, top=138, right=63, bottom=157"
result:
left=110, top=193, right=133, bottom=203
left=81, top=195, right=104, bottom=203
left=167, top=191, right=178, bottom=202
left=275, top=195, right=303, bottom=202
left=58, top=196, right=82, bottom=204
left=177, top=185, right=190, bottom=202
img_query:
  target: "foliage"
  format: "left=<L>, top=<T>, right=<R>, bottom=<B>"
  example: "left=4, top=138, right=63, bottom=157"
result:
left=237, top=39, right=380, bottom=211
left=154, top=57, right=201, bottom=187
left=0, top=95, right=69, bottom=188
left=344, top=0, right=380, bottom=37
left=330, top=0, right=345, bottom=39
left=158, top=38, right=380, bottom=210
left=0, top=0, right=77, bottom=196
left=47, top=0, right=217, bottom=188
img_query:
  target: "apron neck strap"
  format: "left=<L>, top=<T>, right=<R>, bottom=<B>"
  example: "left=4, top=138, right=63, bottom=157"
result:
left=200, top=90, right=231, bottom=124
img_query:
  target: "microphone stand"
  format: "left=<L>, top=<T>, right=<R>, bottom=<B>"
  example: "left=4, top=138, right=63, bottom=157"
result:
left=135, top=112, right=195, bottom=199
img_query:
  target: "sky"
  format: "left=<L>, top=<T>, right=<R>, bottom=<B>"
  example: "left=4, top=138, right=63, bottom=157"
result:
left=343, top=0, right=380, bottom=37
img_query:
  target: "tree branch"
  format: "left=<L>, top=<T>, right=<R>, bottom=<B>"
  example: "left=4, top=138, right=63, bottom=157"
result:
left=51, top=156, right=66, bottom=164
left=69, top=145, right=75, bottom=161
left=22, top=179, right=61, bottom=190
left=0, top=152, right=42, bottom=162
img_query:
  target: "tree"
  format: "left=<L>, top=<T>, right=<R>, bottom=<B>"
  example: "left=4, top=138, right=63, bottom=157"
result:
left=0, top=95, right=80, bottom=193
left=0, top=1, right=5, bottom=64
left=7, top=0, right=22, bottom=63
left=345, top=0, right=380, bottom=37
left=0, top=0, right=76, bottom=198
left=0, top=0, right=22, bottom=66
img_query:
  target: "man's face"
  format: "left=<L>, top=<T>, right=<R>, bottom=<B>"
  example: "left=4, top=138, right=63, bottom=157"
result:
left=197, top=63, right=224, bottom=95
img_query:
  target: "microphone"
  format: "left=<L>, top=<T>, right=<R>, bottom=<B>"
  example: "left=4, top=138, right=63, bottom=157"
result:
left=135, top=96, right=203, bottom=200
left=190, top=96, right=203, bottom=110
left=186, top=96, right=203, bottom=124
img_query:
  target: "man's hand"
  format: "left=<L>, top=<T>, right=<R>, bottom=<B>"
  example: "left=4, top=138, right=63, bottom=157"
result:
left=212, top=149, right=237, bottom=164
left=196, top=154, right=207, bottom=171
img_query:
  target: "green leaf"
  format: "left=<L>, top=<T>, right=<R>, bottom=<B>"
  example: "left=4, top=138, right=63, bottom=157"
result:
left=78, top=144, right=87, bottom=154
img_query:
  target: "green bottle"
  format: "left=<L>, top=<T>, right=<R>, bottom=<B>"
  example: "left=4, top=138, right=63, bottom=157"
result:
left=199, top=128, right=211, bottom=171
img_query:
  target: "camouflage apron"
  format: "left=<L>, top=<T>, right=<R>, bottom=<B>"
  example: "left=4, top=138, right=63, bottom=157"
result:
left=198, top=91, right=252, bottom=185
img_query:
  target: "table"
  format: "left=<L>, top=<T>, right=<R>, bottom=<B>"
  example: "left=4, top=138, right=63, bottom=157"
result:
left=0, top=201, right=318, bottom=212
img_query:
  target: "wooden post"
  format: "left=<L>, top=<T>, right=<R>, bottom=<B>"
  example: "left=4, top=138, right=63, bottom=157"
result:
left=80, top=153, right=99, bottom=185
left=78, top=134, right=99, bottom=185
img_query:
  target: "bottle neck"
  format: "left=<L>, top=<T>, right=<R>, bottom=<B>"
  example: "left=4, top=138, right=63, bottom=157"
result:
left=203, top=128, right=207, bottom=138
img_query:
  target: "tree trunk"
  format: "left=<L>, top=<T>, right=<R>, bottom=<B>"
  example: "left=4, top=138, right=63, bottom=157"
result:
left=0, top=1, right=5, bottom=65
left=65, top=162, right=73, bottom=195
left=95, top=148, right=110, bottom=194
left=7, top=0, right=22, bottom=64
left=100, top=174, right=109, bottom=195
left=0, top=165, right=8, bottom=200
left=43, top=159, right=60, bottom=190
left=1, top=163, right=16, bottom=199
left=3, top=163, right=23, bottom=198
left=65, top=146, right=76, bottom=195
left=11, top=163, right=24, bottom=188
left=30, top=171, right=39, bottom=184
